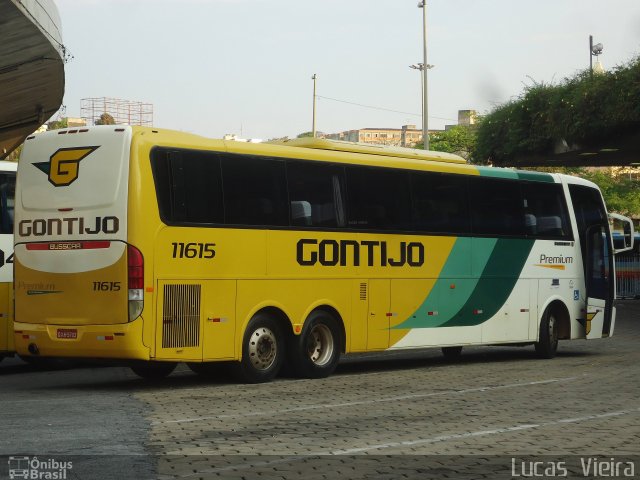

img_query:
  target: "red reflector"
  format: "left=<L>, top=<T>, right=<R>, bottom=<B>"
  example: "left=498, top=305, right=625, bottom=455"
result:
left=58, top=208, right=74, bottom=212
left=128, top=245, right=144, bottom=290
left=22, top=335, right=30, bottom=339
left=26, top=241, right=111, bottom=251
left=105, top=335, right=114, bottom=341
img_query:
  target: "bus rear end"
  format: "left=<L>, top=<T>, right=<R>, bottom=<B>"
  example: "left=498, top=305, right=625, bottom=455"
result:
left=14, top=126, right=148, bottom=360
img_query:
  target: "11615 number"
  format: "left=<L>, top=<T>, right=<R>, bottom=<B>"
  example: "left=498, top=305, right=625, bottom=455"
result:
left=172, top=242, right=216, bottom=259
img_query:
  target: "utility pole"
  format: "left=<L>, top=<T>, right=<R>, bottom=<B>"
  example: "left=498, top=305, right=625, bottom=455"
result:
left=418, top=1, right=429, bottom=150
left=311, top=74, right=317, bottom=138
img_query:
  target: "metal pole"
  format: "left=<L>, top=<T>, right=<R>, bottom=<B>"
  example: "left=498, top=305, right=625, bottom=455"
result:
left=312, top=74, right=317, bottom=138
left=421, top=2, right=429, bottom=150
left=589, top=35, right=593, bottom=76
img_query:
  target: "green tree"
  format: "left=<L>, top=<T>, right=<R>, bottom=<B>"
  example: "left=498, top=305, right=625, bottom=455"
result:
left=47, top=118, right=68, bottom=130
left=577, top=169, right=640, bottom=217
left=5, top=144, right=22, bottom=162
left=529, top=166, right=640, bottom=217
left=297, top=131, right=315, bottom=138
left=95, top=113, right=116, bottom=125
left=415, top=125, right=479, bottom=162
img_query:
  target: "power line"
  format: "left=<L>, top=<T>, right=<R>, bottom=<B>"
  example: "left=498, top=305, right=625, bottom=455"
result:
left=316, top=95, right=457, bottom=122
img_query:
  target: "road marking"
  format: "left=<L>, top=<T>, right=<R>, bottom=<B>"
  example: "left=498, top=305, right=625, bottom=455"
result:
left=329, top=407, right=640, bottom=454
left=151, top=375, right=583, bottom=425
left=158, top=406, right=640, bottom=478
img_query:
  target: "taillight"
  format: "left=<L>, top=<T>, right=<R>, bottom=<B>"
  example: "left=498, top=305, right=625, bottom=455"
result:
left=127, top=245, right=144, bottom=321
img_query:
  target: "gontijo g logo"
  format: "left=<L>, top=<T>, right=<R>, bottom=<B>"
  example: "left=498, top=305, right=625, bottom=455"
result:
left=33, top=146, right=99, bottom=187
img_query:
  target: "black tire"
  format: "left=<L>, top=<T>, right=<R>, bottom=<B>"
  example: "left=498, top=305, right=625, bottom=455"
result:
left=131, top=361, right=177, bottom=380
left=441, top=346, right=463, bottom=360
left=534, top=307, right=559, bottom=359
left=287, top=311, right=341, bottom=379
left=233, top=314, right=284, bottom=383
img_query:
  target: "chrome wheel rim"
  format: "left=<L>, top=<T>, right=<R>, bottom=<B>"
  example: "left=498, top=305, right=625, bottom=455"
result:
left=248, top=327, right=277, bottom=371
left=306, top=324, right=334, bottom=366
left=548, top=315, right=558, bottom=343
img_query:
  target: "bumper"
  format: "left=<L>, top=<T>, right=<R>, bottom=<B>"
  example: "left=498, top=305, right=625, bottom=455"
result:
left=13, top=318, right=150, bottom=360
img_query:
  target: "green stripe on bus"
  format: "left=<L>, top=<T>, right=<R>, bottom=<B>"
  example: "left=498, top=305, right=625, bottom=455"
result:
left=393, top=237, right=534, bottom=329
left=440, top=238, right=535, bottom=327
left=517, top=171, right=555, bottom=183
left=393, top=237, right=494, bottom=329
left=477, top=167, right=519, bottom=179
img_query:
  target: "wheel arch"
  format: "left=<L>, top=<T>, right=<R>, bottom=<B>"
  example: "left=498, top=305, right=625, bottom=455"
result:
left=540, top=298, right=571, bottom=340
left=307, top=305, right=346, bottom=354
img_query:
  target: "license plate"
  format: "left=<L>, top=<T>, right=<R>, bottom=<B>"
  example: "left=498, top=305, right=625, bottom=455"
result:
left=57, top=329, right=77, bottom=339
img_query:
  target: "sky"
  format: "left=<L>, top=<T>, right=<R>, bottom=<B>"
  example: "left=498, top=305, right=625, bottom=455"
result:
left=54, top=0, right=640, bottom=141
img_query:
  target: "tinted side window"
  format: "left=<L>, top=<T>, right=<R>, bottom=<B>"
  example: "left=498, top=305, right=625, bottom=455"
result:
left=0, top=172, right=15, bottom=234
left=346, top=166, right=412, bottom=230
left=469, top=177, right=525, bottom=236
left=221, top=155, right=288, bottom=226
left=521, top=181, right=571, bottom=239
left=411, top=172, right=470, bottom=234
left=151, top=148, right=223, bottom=224
left=287, top=161, right=346, bottom=228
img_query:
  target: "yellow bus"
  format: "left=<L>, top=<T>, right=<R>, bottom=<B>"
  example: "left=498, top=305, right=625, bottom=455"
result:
left=0, top=161, right=16, bottom=362
left=13, top=126, right=634, bottom=382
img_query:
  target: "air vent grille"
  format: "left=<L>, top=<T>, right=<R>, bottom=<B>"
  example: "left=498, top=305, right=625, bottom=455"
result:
left=162, top=284, right=201, bottom=348
left=360, top=282, right=367, bottom=301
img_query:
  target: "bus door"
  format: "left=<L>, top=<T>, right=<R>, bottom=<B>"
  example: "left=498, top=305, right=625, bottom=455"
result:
left=584, top=224, right=614, bottom=339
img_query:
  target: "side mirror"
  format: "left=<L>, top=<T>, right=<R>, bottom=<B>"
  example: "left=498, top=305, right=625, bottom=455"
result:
left=609, top=213, right=635, bottom=254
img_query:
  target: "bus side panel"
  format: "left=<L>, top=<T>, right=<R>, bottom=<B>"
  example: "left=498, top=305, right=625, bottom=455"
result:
left=0, top=231, right=13, bottom=354
left=0, top=282, right=12, bottom=354
left=480, top=279, right=531, bottom=343
left=152, top=279, right=237, bottom=362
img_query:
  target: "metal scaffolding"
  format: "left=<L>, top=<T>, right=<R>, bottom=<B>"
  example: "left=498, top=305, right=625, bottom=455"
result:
left=80, top=97, right=153, bottom=126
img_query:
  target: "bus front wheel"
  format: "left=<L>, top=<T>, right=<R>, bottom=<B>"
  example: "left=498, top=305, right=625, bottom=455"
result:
left=534, top=307, right=559, bottom=359
left=234, top=314, right=284, bottom=383
left=287, top=311, right=341, bottom=379
left=131, top=361, right=177, bottom=380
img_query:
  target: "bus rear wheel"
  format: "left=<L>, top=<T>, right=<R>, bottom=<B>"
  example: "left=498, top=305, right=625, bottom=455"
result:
left=131, top=361, right=177, bottom=380
left=288, top=311, right=341, bottom=379
left=535, top=307, right=559, bottom=359
left=233, top=314, right=284, bottom=383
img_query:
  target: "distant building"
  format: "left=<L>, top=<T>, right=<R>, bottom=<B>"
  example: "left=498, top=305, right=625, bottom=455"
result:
left=326, top=110, right=478, bottom=146
left=46, top=117, right=87, bottom=130
left=223, top=133, right=262, bottom=143
left=325, top=125, right=432, bottom=147
left=67, top=117, right=87, bottom=127
left=445, top=109, right=478, bottom=130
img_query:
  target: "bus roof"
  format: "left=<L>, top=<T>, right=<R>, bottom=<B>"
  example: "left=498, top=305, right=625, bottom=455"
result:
left=268, top=138, right=467, bottom=164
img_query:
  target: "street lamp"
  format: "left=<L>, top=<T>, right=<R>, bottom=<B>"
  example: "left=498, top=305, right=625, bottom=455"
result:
left=589, top=35, right=603, bottom=76
left=409, top=63, right=434, bottom=149
left=418, top=1, right=429, bottom=150
left=311, top=74, right=317, bottom=138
